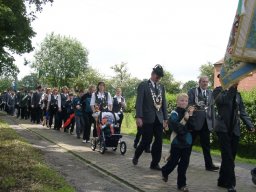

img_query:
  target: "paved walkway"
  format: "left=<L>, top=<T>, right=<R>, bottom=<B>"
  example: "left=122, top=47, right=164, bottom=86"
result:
left=3, top=115, right=256, bottom=192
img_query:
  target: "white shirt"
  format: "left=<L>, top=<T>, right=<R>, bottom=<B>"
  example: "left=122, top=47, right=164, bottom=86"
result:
left=200, top=88, right=207, bottom=97
left=150, top=79, right=156, bottom=88
left=113, top=95, right=126, bottom=108
left=48, top=94, right=61, bottom=109
left=90, top=92, right=112, bottom=106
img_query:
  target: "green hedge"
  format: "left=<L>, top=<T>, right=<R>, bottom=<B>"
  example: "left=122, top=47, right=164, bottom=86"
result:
left=125, top=90, right=256, bottom=145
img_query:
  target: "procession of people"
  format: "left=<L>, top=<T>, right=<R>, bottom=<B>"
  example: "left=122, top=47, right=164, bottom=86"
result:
left=0, top=65, right=255, bottom=192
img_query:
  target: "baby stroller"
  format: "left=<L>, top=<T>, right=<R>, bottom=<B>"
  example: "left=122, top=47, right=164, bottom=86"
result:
left=90, top=111, right=127, bottom=155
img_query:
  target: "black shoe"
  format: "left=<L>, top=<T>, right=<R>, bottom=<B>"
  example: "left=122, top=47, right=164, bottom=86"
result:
left=206, top=165, right=219, bottom=171
left=77, top=135, right=81, bottom=139
left=162, top=171, right=168, bottom=182
left=227, top=186, right=236, bottom=192
left=132, top=157, right=138, bottom=165
left=218, top=181, right=228, bottom=188
left=150, top=164, right=161, bottom=171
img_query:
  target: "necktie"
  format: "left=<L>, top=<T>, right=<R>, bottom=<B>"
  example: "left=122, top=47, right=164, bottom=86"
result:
left=154, top=83, right=158, bottom=95
left=203, top=90, right=206, bottom=98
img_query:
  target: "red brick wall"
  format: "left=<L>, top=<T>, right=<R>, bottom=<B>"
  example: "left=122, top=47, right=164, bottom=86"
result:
left=214, top=63, right=256, bottom=91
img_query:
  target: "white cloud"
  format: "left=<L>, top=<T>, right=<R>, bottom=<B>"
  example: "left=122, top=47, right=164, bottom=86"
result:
left=15, top=0, right=238, bottom=83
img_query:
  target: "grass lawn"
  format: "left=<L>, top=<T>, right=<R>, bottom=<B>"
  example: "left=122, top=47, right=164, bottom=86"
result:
left=0, top=119, right=75, bottom=192
left=122, top=113, right=256, bottom=165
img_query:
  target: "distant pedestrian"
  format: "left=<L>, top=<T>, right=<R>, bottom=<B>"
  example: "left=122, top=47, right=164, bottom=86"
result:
left=73, top=90, right=85, bottom=139
left=112, top=87, right=126, bottom=132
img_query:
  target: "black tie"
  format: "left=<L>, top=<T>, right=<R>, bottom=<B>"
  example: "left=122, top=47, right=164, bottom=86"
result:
left=155, top=83, right=158, bottom=95
left=203, top=90, right=206, bottom=98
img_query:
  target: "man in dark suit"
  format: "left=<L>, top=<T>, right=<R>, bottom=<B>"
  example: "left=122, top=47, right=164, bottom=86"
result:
left=31, top=85, right=43, bottom=124
left=188, top=76, right=219, bottom=171
left=132, top=64, right=168, bottom=170
left=213, top=82, right=255, bottom=192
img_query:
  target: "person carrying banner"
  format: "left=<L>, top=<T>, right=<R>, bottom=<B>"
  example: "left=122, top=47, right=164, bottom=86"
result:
left=213, top=82, right=255, bottom=192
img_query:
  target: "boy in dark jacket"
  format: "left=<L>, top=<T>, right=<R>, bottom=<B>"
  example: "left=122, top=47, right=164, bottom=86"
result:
left=162, top=93, right=195, bottom=192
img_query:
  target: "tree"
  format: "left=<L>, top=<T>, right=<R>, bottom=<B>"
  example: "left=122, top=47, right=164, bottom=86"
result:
left=0, top=0, right=53, bottom=76
left=109, top=62, right=141, bottom=98
left=110, top=62, right=130, bottom=86
left=32, top=33, right=89, bottom=88
left=199, top=62, right=214, bottom=87
left=182, top=80, right=198, bottom=93
left=0, top=78, right=13, bottom=92
left=18, top=73, right=40, bottom=90
left=160, top=71, right=181, bottom=94
left=72, top=66, right=104, bottom=91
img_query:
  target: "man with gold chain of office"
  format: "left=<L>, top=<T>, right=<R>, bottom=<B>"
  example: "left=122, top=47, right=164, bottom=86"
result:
left=132, top=64, right=168, bottom=170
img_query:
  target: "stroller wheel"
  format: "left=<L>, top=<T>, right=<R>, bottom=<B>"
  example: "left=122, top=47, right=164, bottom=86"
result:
left=91, top=138, right=96, bottom=151
left=99, top=140, right=106, bottom=154
left=119, top=141, right=127, bottom=155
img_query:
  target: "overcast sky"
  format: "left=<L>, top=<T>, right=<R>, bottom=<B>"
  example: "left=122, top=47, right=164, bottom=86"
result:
left=15, top=0, right=238, bottom=83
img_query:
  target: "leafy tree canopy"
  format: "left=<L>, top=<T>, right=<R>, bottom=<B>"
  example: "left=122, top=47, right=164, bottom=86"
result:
left=0, top=0, right=53, bottom=76
left=32, top=33, right=89, bottom=88
left=182, top=80, right=198, bottom=93
left=198, top=62, right=214, bottom=87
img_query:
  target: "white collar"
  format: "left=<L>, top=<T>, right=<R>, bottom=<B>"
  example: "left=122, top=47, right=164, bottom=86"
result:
left=150, top=79, right=156, bottom=87
left=200, top=87, right=206, bottom=93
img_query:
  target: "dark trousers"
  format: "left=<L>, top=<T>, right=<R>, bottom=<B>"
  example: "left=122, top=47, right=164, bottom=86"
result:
left=162, top=147, right=191, bottom=188
left=83, top=113, right=96, bottom=140
left=31, top=106, right=41, bottom=124
left=75, top=116, right=85, bottom=137
left=58, top=107, right=67, bottom=129
left=66, top=115, right=75, bottom=133
left=16, top=106, right=21, bottom=118
left=20, top=106, right=28, bottom=119
left=134, top=117, right=163, bottom=166
left=191, top=120, right=213, bottom=168
left=49, top=109, right=58, bottom=129
left=134, top=126, right=150, bottom=150
left=134, top=126, right=142, bottom=145
left=118, top=113, right=123, bottom=132
left=217, top=132, right=239, bottom=188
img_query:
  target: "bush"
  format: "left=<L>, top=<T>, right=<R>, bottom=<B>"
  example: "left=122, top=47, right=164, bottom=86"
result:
left=124, top=89, right=256, bottom=158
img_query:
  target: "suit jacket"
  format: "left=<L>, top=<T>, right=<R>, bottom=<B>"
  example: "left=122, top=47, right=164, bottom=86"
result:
left=135, top=80, right=168, bottom=124
left=31, top=91, right=42, bottom=108
left=188, top=87, right=213, bottom=131
left=212, top=86, right=253, bottom=136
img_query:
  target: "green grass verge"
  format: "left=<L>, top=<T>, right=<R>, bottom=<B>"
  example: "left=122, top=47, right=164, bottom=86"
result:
left=121, top=113, right=256, bottom=165
left=0, top=119, right=75, bottom=192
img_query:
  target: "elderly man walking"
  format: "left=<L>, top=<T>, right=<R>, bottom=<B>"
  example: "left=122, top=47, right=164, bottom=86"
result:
left=188, top=76, right=219, bottom=171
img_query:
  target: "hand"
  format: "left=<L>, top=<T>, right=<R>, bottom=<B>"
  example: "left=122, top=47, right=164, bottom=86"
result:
left=76, top=105, right=81, bottom=110
left=187, top=106, right=195, bottom=116
left=184, top=112, right=189, bottom=121
left=58, top=108, right=62, bottom=112
left=136, top=118, right=143, bottom=127
left=31, top=105, right=34, bottom=108
left=163, top=120, right=168, bottom=131
left=249, top=128, right=255, bottom=133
